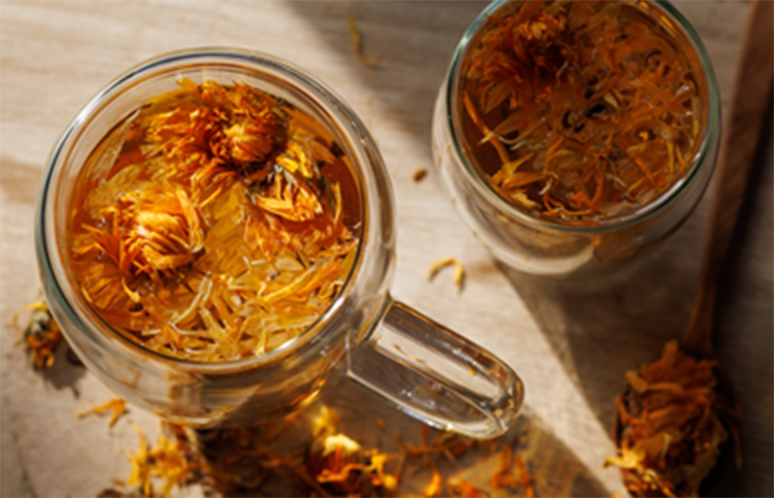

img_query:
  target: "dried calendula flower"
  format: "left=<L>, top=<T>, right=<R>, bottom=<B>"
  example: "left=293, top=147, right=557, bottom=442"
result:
left=605, top=340, right=739, bottom=497
left=127, top=421, right=199, bottom=498
left=459, top=0, right=706, bottom=224
left=146, top=79, right=285, bottom=172
left=307, top=406, right=399, bottom=496
left=76, top=182, right=204, bottom=289
left=13, top=299, right=64, bottom=369
left=66, top=79, right=361, bottom=363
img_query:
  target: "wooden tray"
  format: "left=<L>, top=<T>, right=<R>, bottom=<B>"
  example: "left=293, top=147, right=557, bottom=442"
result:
left=1, top=1, right=770, bottom=496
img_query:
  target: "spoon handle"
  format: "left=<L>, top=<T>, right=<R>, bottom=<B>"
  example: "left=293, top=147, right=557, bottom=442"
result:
left=683, top=0, right=773, bottom=356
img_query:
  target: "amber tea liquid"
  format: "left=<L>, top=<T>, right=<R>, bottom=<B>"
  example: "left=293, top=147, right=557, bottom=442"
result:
left=457, top=0, right=707, bottom=226
left=66, top=80, right=362, bottom=363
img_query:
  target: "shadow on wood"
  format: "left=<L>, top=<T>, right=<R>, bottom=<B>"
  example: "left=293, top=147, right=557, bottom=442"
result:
left=194, top=377, right=609, bottom=497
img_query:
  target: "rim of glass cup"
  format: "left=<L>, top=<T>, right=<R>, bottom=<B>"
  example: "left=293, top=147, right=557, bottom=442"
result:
left=445, top=0, right=720, bottom=234
left=37, top=48, right=382, bottom=374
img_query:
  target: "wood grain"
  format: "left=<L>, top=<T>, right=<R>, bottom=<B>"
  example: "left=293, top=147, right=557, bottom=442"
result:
left=684, top=0, right=774, bottom=356
left=0, top=2, right=769, bottom=497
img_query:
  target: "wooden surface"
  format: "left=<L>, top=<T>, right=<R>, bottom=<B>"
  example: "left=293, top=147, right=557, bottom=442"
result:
left=684, top=0, right=774, bottom=358
left=1, top=2, right=771, bottom=497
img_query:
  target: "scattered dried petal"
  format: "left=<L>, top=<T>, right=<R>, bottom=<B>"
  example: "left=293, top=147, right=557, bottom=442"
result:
left=96, top=403, right=536, bottom=498
left=126, top=421, right=198, bottom=498
left=427, top=257, right=465, bottom=291
left=490, top=444, right=535, bottom=496
left=78, top=398, right=127, bottom=428
left=420, top=465, right=443, bottom=497
left=348, top=17, right=380, bottom=69
left=14, top=299, right=63, bottom=369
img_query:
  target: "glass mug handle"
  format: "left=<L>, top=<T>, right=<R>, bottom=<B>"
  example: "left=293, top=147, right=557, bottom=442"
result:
left=347, top=296, right=524, bottom=439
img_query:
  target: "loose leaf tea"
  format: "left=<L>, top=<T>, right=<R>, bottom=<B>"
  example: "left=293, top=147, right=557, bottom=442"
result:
left=127, top=421, right=199, bottom=497
left=459, top=0, right=706, bottom=224
left=605, top=340, right=740, bottom=497
left=83, top=394, right=537, bottom=497
left=68, top=79, right=361, bottom=362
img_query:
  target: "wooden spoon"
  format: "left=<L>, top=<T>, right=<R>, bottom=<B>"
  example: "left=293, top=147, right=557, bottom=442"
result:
left=613, top=1, right=773, bottom=495
left=682, top=1, right=773, bottom=360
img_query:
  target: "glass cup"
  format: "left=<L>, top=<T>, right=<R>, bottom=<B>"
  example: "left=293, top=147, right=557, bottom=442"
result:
left=36, top=48, right=522, bottom=438
left=432, top=0, right=720, bottom=278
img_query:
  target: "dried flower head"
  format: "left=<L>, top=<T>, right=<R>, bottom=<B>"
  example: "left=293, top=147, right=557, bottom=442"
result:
left=605, top=340, right=739, bottom=497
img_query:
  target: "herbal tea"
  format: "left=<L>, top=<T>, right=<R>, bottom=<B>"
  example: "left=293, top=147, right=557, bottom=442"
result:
left=458, top=0, right=706, bottom=225
left=67, top=79, right=361, bottom=363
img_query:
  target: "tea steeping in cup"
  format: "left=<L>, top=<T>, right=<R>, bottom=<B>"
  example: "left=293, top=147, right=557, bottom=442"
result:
left=38, top=49, right=523, bottom=435
left=432, top=0, right=720, bottom=277
left=68, top=79, right=360, bottom=363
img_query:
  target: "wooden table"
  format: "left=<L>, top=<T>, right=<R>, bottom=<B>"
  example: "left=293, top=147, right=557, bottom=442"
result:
left=1, top=2, right=770, bottom=496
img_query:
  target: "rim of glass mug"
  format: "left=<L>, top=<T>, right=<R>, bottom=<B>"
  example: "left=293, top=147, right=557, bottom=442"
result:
left=443, top=0, right=720, bottom=234
left=36, top=48, right=389, bottom=374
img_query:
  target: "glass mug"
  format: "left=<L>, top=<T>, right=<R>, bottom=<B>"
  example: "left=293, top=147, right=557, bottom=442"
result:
left=432, top=0, right=720, bottom=278
left=36, top=49, right=522, bottom=438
